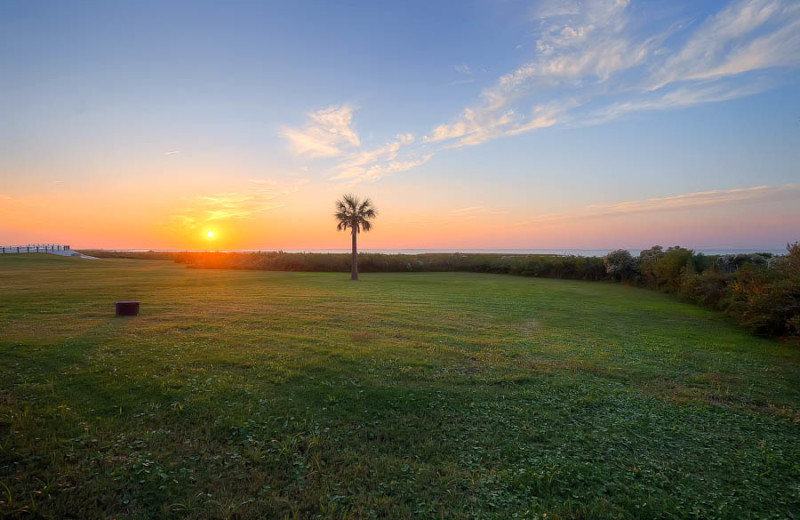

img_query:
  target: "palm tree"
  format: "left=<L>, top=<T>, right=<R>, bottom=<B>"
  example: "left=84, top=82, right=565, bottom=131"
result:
left=335, top=194, right=377, bottom=281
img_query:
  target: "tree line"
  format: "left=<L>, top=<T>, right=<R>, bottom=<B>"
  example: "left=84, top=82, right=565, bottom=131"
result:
left=78, top=244, right=800, bottom=339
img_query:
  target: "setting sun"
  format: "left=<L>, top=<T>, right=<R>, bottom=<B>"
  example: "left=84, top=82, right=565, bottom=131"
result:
left=207, top=231, right=215, bottom=239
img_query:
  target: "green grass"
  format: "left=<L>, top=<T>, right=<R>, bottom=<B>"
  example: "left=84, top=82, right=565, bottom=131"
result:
left=1, top=254, right=799, bottom=519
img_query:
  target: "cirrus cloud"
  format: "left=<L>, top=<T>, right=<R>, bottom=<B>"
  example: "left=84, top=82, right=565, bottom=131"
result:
left=283, top=0, right=800, bottom=183
left=281, top=105, right=360, bottom=158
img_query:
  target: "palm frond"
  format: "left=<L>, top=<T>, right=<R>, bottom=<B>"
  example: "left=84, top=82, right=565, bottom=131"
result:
left=334, top=194, right=377, bottom=234
left=343, top=194, right=358, bottom=209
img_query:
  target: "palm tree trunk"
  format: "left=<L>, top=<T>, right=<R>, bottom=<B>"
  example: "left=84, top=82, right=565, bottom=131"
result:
left=351, top=228, right=358, bottom=281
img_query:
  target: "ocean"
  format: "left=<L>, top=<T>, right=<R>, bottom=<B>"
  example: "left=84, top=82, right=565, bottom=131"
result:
left=98, top=248, right=788, bottom=257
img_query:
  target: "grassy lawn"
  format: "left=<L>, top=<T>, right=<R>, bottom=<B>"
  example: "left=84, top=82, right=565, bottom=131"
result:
left=1, top=255, right=799, bottom=519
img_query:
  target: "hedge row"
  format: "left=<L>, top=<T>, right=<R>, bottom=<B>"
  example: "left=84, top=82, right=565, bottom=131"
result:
left=605, top=245, right=799, bottom=338
left=79, top=245, right=800, bottom=338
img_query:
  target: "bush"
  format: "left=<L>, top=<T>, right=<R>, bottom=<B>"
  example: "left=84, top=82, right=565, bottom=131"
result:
left=637, top=246, right=663, bottom=288
left=680, top=270, right=729, bottom=308
left=722, top=245, right=800, bottom=337
left=604, top=249, right=638, bottom=281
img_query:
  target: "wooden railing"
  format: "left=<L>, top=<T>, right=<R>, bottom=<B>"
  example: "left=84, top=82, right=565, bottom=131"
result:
left=0, top=244, right=71, bottom=254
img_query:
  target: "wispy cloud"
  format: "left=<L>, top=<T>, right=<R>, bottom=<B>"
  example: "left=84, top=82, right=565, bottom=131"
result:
left=284, top=1, right=800, bottom=182
left=338, top=133, right=415, bottom=171
left=282, top=105, right=430, bottom=183
left=422, top=0, right=647, bottom=148
left=651, top=0, right=800, bottom=89
left=449, top=206, right=511, bottom=217
left=450, top=64, right=476, bottom=86
left=333, top=154, right=433, bottom=183
left=530, top=184, right=800, bottom=224
left=326, top=132, right=430, bottom=183
left=247, top=178, right=278, bottom=185
left=169, top=180, right=308, bottom=230
left=281, top=105, right=360, bottom=158
left=400, top=205, right=513, bottom=227
left=426, top=0, right=799, bottom=147
left=196, top=192, right=284, bottom=222
left=533, top=0, right=581, bottom=20
left=582, top=79, right=775, bottom=126
left=163, top=150, right=181, bottom=156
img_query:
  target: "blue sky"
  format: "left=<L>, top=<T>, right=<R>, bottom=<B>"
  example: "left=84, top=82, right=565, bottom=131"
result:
left=1, top=0, right=799, bottom=249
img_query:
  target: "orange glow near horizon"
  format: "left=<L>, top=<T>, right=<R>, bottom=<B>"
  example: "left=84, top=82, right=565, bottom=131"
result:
left=1, top=180, right=798, bottom=251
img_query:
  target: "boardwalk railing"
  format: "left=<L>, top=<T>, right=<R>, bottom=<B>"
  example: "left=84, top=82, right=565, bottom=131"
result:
left=0, top=244, right=71, bottom=254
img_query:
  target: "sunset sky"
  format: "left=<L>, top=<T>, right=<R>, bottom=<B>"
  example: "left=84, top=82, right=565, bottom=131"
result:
left=2, top=0, right=799, bottom=251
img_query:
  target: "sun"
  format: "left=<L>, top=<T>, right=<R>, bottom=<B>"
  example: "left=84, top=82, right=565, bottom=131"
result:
left=206, top=231, right=215, bottom=239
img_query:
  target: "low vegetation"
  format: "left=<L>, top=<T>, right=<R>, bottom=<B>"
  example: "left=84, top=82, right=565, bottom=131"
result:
left=79, top=250, right=609, bottom=281
left=604, top=243, right=800, bottom=338
left=1, top=255, right=799, bottom=519
left=81, top=243, right=800, bottom=338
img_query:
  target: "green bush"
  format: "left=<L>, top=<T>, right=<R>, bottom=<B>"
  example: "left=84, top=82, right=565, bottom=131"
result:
left=722, top=244, right=800, bottom=337
left=680, top=270, right=729, bottom=308
left=604, top=249, right=638, bottom=281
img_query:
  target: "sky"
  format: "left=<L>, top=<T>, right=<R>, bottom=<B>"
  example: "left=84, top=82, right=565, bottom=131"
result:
left=1, top=0, right=799, bottom=251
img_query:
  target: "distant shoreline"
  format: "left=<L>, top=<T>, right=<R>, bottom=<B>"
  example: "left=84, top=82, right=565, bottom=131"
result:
left=76, top=248, right=788, bottom=258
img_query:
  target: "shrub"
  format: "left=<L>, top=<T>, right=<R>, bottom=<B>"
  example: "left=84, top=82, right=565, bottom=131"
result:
left=638, top=246, right=664, bottom=288
left=655, top=247, right=694, bottom=292
left=724, top=254, right=800, bottom=337
left=603, top=249, right=637, bottom=281
left=680, top=270, right=729, bottom=308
